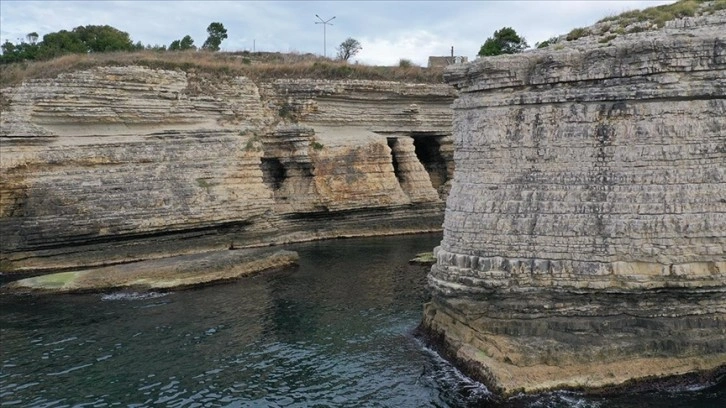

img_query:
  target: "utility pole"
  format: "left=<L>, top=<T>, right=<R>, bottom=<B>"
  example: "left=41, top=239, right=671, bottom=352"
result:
left=315, top=14, right=335, bottom=58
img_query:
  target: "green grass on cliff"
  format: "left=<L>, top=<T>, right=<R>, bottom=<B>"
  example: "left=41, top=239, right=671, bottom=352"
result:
left=598, top=0, right=725, bottom=28
left=550, top=0, right=726, bottom=47
left=0, top=50, right=445, bottom=88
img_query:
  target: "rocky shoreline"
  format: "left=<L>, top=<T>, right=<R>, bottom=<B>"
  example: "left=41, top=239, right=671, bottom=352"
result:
left=415, top=320, right=726, bottom=398
left=2, top=247, right=299, bottom=294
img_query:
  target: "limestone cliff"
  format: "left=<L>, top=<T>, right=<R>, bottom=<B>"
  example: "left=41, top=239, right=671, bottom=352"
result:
left=0, top=68, right=456, bottom=272
left=422, top=11, right=726, bottom=395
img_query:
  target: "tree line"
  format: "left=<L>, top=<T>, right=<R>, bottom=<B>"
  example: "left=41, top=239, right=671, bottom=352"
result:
left=0, top=22, right=228, bottom=64
left=2, top=22, right=539, bottom=66
left=332, top=26, right=538, bottom=63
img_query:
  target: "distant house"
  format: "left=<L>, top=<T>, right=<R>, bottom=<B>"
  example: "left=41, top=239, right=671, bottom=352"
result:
left=427, top=55, right=468, bottom=68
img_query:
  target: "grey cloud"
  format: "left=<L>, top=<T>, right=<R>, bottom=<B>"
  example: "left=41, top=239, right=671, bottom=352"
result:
left=1, top=0, right=676, bottom=65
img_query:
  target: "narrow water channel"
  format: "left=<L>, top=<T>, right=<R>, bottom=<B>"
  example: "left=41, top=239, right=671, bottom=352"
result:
left=1, top=234, right=723, bottom=407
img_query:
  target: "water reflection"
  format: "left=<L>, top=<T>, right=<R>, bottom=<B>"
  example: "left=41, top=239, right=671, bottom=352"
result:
left=1, top=233, right=723, bottom=407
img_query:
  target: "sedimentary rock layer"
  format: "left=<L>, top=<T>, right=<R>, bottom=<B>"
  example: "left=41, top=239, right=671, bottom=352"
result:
left=4, top=248, right=300, bottom=293
left=422, top=12, right=726, bottom=395
left=0, top=68, right=455, bottom=272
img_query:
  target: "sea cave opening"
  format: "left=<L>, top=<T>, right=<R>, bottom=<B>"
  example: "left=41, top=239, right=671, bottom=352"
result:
left=411, top=134, right=448, bottom=190
left=260, top=158, right=287, bottom=190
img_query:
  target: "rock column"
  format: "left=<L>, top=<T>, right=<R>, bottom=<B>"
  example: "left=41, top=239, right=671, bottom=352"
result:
left=422, top=13, right=726, bottom=395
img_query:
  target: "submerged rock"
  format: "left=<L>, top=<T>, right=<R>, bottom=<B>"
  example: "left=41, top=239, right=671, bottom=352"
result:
left=409, top=252, right=436, bottom=265
left=3, top=248, right=299, bottom=293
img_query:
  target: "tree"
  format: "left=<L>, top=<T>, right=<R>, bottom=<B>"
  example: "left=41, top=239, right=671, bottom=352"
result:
left=202, top=22, right=227, bottom=51
left=180, top=35, right=195, bottom=50
left=336, top=37, right=362, bottom=61
left=145, top=44, right=167, bottom=51
left=1, top=40, right=15, bottom=55
left=1, top=41, right=17, bottom=63
left=72, top=25, right=134, bottom=52
left=26, top=32, right=39, bottom=45
left=478, top=27, right=528, bottom=57
left=1, top=38, right=41, bottom=63
left=169, top=35, right=195, bottom=51
left=39, top=30, right=88, bottom=59
left=1, top=24, right=137, bottom=64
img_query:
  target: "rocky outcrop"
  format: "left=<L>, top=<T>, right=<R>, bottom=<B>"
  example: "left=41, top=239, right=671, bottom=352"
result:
left=3, top=248, right=299, bottom=293
left=0, top=68, right=456, bottom=272
left=422, top=11, right=726, bottom=395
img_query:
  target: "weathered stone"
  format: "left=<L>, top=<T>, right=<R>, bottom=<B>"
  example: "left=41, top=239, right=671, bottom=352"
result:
left=0, top=68, right=455, bottom=272
left=3, top=248, right=299, bottom=293
left=422, top=10, right=726, bottom=396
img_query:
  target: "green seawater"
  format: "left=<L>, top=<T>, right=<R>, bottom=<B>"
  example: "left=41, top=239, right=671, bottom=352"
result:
left=1, top=234, right=723, bottom=407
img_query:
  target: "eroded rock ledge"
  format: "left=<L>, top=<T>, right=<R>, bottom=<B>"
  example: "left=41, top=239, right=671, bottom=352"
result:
left=4, top=248, right=299, bottom=294
left=0, top=72, right=456, bottom=273
left=421, top=11, right=726, bottom=396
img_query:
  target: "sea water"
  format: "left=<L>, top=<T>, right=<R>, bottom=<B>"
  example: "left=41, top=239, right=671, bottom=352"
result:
left=1, top=234, right=723, bottom=407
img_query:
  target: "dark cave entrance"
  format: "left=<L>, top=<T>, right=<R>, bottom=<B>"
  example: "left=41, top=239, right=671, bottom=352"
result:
left=386, top=138, right=405, bottom=184
left=412, top=134, right=448, bottom=189
left=261, top=158, right=287, bottom=190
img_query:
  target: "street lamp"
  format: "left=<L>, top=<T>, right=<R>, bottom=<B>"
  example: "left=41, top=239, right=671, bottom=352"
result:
left=315, top=14, right=335, bottom=58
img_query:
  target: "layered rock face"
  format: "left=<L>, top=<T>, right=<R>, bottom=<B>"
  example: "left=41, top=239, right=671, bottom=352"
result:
left=0, top=68, right=456, bottom=272
left=422, top=12, right=726, bottom=395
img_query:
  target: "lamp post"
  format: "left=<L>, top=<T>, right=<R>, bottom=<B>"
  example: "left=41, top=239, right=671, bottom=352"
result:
left=315, top=14, right=335, bottom=58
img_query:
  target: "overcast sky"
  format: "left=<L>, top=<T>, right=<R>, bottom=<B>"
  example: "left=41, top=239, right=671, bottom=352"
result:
left=1, top=0, right=675, bottom=66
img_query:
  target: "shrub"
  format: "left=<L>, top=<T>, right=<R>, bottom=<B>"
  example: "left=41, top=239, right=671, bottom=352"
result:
left=566, top=27, right=590, bottom=41
left=627, top=26, right=647, bottom=34
left=398, top=58, right=413, bottom=68
left=334, top=65, right=353, bottom=77
left=596, top=0, right=710, bottom=30
left=536, top=37, right=559, bottom=49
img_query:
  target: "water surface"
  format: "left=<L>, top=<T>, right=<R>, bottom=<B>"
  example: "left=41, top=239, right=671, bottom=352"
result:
left=1, top=234, right=723, bottom=407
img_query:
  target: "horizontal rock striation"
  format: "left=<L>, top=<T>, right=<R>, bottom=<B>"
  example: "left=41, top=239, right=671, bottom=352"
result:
left=261, top=79, right=453, bottom=132
left=422, top=11, right=726, bottom=395
left=0, top=67, right=456, bottom=272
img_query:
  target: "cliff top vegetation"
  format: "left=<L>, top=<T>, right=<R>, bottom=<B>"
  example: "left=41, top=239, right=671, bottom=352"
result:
left=0, top=50, right=445, bottom=88
left=0, top=19, right=441, bottom=87
left=598, top=0, right=724, bottom=28
left=556, top=0, right=725, bottom=44
left=2, top=0, right=722, bottom=87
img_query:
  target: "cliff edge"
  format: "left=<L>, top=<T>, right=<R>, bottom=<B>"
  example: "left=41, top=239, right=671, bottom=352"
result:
left=422, top=9, right=725, bottom=395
